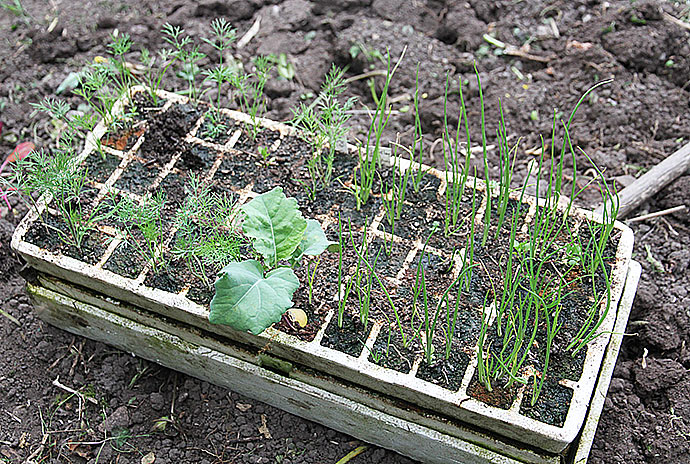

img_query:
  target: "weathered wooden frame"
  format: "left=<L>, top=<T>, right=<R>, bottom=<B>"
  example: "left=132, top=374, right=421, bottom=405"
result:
left=25, top=260, right=640, bottom=464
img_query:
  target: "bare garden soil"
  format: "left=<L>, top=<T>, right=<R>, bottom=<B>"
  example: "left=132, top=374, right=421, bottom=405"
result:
left=1, top=1, right=690, bottom=463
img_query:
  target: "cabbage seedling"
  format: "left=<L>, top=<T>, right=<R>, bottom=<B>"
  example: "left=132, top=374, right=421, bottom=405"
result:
left=209, top=187, right=336, bottom=334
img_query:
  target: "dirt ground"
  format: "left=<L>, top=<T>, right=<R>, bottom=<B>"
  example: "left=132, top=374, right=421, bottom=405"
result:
left=1, top=0, right=689, bottom=463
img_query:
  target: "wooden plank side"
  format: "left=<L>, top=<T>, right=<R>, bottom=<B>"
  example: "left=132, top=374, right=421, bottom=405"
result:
left=27, top=283, right=557, bottom=464
left=35, top=274, right=558, bottom=464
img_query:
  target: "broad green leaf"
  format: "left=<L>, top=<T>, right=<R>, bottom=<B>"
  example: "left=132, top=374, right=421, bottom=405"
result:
left=209, top=260, right=299, bottom=334
left=293, top=219, right=336, bottom=260
left=241, top=187, right=307, bottom=267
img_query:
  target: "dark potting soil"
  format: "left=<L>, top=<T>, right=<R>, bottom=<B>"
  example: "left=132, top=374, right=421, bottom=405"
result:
left=365, top=238, right=409, bottom=279
left=186, top=279, right=214, bottom=306
left=143, top=256, right=188, bottom=294
left=467, top=372, right=519, bottom=410
left=103, top=242, right=145, bottom=279
left=404, top=173, right=442, bottom=205
left=139, top=103, right=200, bottom=165
left=129, top=91, right=167, bottom=122
left=84, top=151, right=121, bottom=184
left=321, top=312, right=371, bottom=358
left=368, top=326, right=419, bottom=373
left=416, top=339, right=470, bottom=391
left=519, top=379, right=573, bottom=427
left=23, top=214, right=65, bottom=253
left=23, top=212, right=107, bottom=264
left=276, top=256, right=339, bottom=342
left=152, top=172, right=187, bottom=217
left=113, top=159, right=160, bottom=195
left=234, top=127, right=282, bottom=155
left=214, top=150, right=255, bottom=191
left=546, top=348, right=588, bottom=383
left=60, top=230, right=108, bottom=265
left=176, top=143, right=219, bottom=173
left=488, top=197, right=529, bottom=234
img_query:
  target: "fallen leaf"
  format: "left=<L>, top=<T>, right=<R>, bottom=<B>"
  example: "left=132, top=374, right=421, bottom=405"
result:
left=5, top=141, right=35, bottom=165
left=141, top=451, right=155, bottom=464
left=56, top=72, right=81, bottom=95
left=258, top=414, right=272, bottom=439
left=236, top=403, right=252, bottom=412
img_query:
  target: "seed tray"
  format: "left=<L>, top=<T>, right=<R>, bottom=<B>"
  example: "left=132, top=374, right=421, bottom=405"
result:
left=25, top=259, right=642, bottom=464
left=12, top=87, right=636, bottom=453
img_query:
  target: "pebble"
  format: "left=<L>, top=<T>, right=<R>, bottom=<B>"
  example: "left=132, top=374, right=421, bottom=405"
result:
left=150, top=392, right=165, bottom=411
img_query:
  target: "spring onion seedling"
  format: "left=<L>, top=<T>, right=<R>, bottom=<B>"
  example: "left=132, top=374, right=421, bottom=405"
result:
left=350, top=48, right=405, bottom=210
left=441, top=74, right=472, bottom=236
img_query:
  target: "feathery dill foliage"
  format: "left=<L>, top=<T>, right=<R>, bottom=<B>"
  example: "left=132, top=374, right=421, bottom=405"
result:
left=114, top=192, right=168, bottom=273
left=9, top=97, right=106, bottom=250
left=291, top=65, right=357, bottom=197
left=172, top=175, right=246, bottom=287
left=162, top=23, right=207, bottom=103
left=201, top=18, right=236, bottom=138
left=231, top=56, right=273, bottom=141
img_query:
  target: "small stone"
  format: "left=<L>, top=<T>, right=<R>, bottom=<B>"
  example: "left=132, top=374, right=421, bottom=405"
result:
left=149, top=392, right=165, bottom=411
left=98, top=405, right=130, bottom=433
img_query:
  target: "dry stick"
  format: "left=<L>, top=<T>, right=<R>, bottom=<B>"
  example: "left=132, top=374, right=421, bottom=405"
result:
left=52, top=376, right=99, bottom=405
left=237, top=15, right=261, bottom=48
left=663, top=12, right=690, bottom=31
left=627, top=205, right=686, bottom=223
left=594, top=141, right=690, bottom=219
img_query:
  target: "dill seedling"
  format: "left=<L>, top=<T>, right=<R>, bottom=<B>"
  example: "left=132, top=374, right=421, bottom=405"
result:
left=201, top=18, right=236, bottom=138
left=106, top=32, right=135, bottom=98
left=162, top=23, right=206, bottom=102
left=231, top=56, right=273, bottom=141
left=139, top=47, right=176, bottom=106
left=291, top=65, right=356, bottom=191
left=11, top=97, right=108, bottom=250
left=114, top=192, right=168, bottom=273
left=172, top=175, right=245, bottom=287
